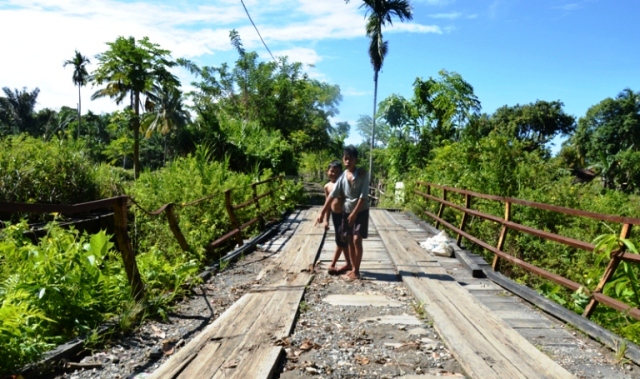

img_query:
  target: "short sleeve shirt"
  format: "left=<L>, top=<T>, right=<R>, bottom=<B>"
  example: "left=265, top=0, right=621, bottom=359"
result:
left=329, top=168, right=370, bottom=214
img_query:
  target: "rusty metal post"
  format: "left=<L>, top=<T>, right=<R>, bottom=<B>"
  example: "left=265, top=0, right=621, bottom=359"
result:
left=252, top=183, right=265, bottom=229
left=224, top=189, right=244, bottom=247
left=435, top=189, right=447, bottom=229
left=583, top=223, right=632, bottom=318
left=112, top=197, right=144, bottom=301
left=457, top=193, right=471, bottom=246
left=492, top=201, right=511, bottom=271
left=165, top=204, right=190, bottom=252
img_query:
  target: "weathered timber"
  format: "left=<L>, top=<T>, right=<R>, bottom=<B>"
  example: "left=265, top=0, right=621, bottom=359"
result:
left=371, top=209, right=574, bottom=379
left=148, top=208, right=325, bottom=379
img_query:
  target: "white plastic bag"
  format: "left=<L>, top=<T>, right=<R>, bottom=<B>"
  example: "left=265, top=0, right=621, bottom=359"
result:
left=420, top=231, right=454, bottom=257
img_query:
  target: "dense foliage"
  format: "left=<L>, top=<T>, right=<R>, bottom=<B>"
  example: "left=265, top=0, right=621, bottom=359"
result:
left=0, top=223, right=130, bottom=373
left=0, top=135, right=99, bottom=206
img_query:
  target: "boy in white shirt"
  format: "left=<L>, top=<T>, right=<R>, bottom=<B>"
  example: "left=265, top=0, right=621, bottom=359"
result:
left=317, top=146, right=369, bottom=281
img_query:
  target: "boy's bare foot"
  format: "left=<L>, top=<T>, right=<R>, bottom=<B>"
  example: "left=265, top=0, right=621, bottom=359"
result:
left=327, top=266, right=339, bottom=275
left=342, top=271, right=361, bottom=281
left=333, top=265, right=351, bottom=274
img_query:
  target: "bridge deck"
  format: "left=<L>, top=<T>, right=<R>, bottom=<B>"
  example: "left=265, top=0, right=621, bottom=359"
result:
left=148, top=208, right=324, bottom=379
left=146, top=208, right=629, bottom=378
left=371, top=209, right=573, bottom=378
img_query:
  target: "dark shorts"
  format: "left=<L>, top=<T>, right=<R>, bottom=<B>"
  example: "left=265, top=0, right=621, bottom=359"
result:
left=342, top=209, right=369, bottom=239
left=331, top=211, right=348, bottom=248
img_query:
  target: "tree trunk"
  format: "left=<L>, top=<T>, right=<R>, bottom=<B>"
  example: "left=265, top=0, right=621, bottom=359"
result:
left=77, top=84, right=82, bottom=139
left=133, top=91, right=141, bottom=179
left=369, top=70, right=379, bottom=184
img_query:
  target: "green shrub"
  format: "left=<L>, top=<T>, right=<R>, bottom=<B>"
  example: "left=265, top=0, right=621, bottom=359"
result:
left=0, top=221, right=130, bottom=373
left=0, top=135, right=98, bottom=206
left=129, top=145, right=303, bottom=280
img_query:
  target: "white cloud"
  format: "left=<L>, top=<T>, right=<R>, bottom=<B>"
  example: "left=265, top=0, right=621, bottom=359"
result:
left=428, top=12, right=462, bottom=19
left=0, top=0, right=441, bottom=113
left=388, top=23, right=442, bottom=34
left=274, top=47, right=321, bottom=66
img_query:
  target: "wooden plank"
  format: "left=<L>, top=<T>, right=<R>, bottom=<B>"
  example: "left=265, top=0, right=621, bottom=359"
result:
left=147, top=294, right=257, bottom=379
left=371, top=210, right=575, bottom=379
left=150, top=208, right=325, bottom=379
left=222, top=347, right=283, bottom=379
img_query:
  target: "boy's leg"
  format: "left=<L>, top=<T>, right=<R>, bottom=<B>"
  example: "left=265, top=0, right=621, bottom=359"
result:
left=344, top=238, right=357, bottom=279
left=351, top=235, right=363, bottom=277
left=329, top=246, right=345, bottom=274
left=331, top=211, right=351, bottom=273
left=345, top=209, right=368, bottom=280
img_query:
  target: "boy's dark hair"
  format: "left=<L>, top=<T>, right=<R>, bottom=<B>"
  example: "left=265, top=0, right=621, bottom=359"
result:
left=343, top=145, right=358, bottom=159
left=328, top=160, right=342, bottom=171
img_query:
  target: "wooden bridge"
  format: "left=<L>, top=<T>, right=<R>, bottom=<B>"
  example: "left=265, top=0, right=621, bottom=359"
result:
left=6, top=178, right=640, bottom=378
left=145, top=205, right=622, bottom=379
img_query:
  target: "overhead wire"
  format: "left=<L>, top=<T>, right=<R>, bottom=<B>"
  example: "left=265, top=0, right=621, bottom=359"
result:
left=239, top=0, right=277, bottom=63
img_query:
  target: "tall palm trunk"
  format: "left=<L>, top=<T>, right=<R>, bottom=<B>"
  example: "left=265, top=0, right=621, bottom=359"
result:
left=369, top=70, right=379, bottom=179
left=77, top=84, right=82, bottom=139
left=133, top=91, right=141, bottom=179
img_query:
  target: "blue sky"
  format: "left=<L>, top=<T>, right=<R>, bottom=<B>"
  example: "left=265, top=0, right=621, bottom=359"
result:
left=1, top=0, right=639, bottom=151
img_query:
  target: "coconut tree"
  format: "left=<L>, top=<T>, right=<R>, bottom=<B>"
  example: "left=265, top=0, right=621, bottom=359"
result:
left=91, top=36, right=180, bottom=178
left=0, top=87, right=40, bottom=135
left=64, top=51, right=91, bottom=139
left=347, top=0, right=413, bottom=177
left=143, top=84, right=190, bottom=165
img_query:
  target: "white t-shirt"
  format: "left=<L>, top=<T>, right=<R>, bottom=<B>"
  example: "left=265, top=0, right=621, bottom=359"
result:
left=329, top=168, right=370, bottom=214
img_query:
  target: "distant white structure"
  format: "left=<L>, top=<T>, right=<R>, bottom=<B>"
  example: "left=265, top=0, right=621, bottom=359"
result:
left=395, top=182, right=405, bottom=205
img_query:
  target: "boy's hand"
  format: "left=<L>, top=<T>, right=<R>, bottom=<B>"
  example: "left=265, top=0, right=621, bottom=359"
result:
left=323, top=221, right=330, bottom=230
left=347, top=212, right=357, bottom=227
left=315, top=212, right=325, bottom=226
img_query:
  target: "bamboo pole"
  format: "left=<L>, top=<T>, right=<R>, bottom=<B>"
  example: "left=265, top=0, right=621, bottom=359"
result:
left=583, top=223, right=632, bottom=318
left=492, top=201, right=511, bottom=272
left=224, top=189, right=244, bottom=247
left=165, top=204, right=190, bottom=252
left=457, top=193, right=471, bottom=246
left=435, top=189, right=447, bottom=229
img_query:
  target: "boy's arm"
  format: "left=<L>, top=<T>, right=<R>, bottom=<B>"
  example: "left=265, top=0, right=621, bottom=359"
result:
left=316, top=195, right=334, bottom=226
left=323, top=184, right=331, bottom=229
left=347, top=198, right=365, bottom=226
left=317, top=177, right=343, bottom=225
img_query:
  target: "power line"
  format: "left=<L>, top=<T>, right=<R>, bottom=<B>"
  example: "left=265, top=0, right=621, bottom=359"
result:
left=240, top=0, right=277, bottom=63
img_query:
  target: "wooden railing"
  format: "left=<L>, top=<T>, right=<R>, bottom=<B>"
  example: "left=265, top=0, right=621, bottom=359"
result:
left=0, top=176, right=286, bottom=301
left=414, top=181, right=640, bottom=320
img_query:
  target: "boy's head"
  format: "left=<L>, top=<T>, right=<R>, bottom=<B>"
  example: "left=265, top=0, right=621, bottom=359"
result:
left=342, top=145, right=358, bottom=170
left=327, top=160, right=342, bottom=182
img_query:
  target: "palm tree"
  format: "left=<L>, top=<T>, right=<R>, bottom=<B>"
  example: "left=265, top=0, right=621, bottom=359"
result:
left=64, top=50, right=91, bottom=139
left=347, top=0, right=413, bottom=177
left=143, top=84, right=190, bottom=165
left=92, top=36, right=180, bottom=178
left=0, top=87, right=40, bottom=135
